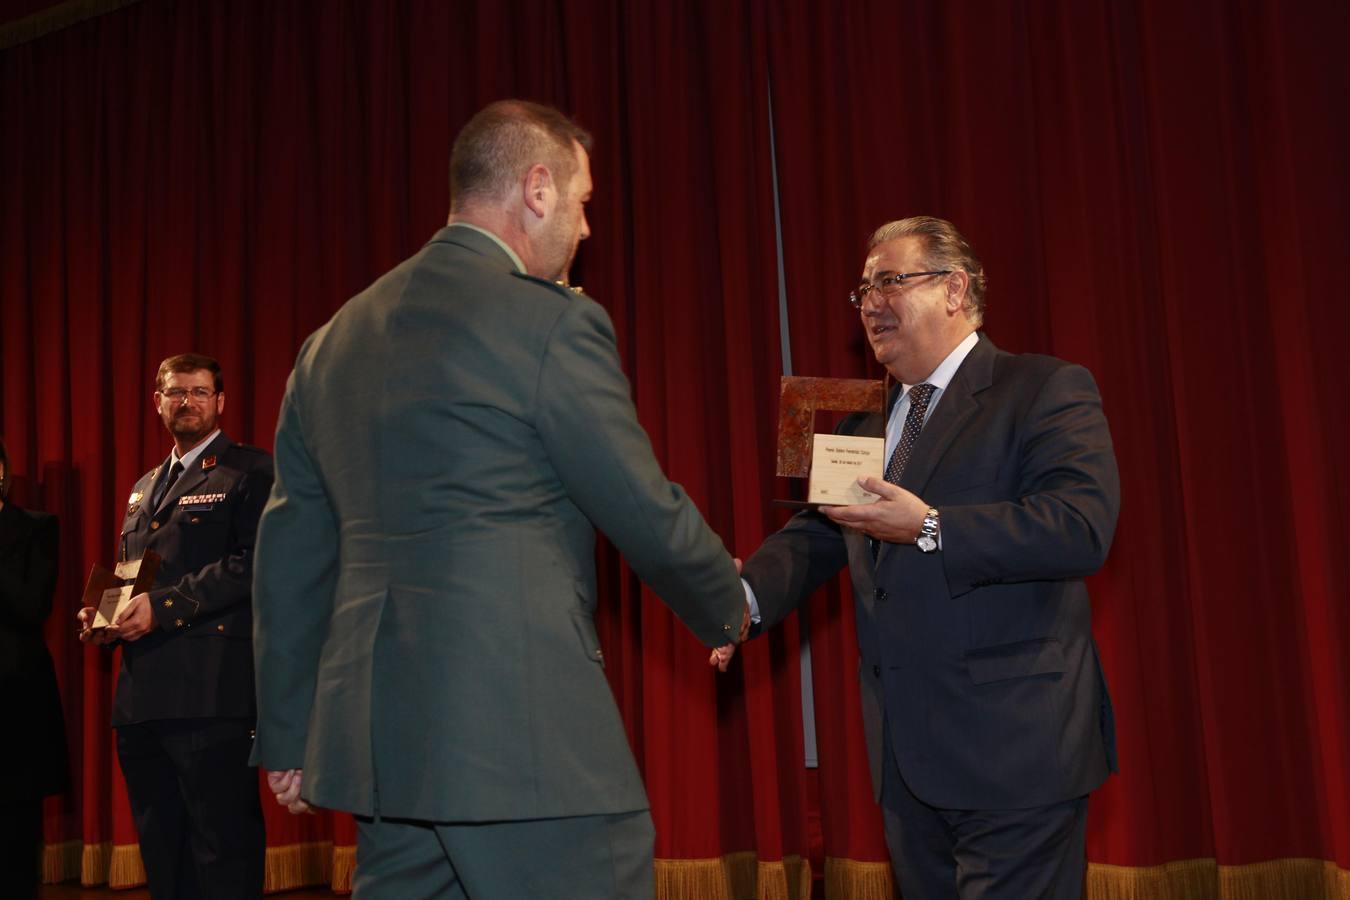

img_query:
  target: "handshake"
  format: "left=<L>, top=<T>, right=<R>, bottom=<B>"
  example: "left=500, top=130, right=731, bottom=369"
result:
left=708, top=558, right=752, bottom=673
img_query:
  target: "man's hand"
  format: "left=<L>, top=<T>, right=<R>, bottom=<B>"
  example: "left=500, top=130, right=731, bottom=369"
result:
left=266, top=768, right=314, bottom=815
left=76, top=606, right=117, bottom=645
left=710, top=558, right=750, bottom=672
left=821, top=476, right=928, bottom=544
left=110, top=592, right=154, bottom=642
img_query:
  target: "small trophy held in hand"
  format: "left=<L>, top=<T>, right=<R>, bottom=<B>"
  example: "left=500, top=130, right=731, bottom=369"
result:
left=776, top=376, right=887, bottom=507
left=83, top=550, right=161, bottom=631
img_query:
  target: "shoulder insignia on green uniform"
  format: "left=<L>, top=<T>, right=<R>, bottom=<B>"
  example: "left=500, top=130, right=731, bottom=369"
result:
left=510, top=271, right=590, bottom=300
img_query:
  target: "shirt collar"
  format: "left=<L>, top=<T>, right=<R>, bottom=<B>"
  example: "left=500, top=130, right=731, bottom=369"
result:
left=902, top=331, right=979, bottom=396
left=171, top=429, right=221, bottom=472
left=447, top=222, right=525, bottom=273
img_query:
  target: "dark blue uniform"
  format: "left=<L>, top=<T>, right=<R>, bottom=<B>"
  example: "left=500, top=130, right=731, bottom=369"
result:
left=114, top=431, right=272, bottom=899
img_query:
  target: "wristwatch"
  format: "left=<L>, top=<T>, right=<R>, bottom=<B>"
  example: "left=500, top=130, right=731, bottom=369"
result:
left=916, top=507, right=940, bottom=553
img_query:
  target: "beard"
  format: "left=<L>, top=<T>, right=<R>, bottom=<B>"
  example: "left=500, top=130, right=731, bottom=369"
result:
left=165, top=408, right=214, bottom=444
left=536, top=196, right=584, bottom=281
left=540, top=229, right=580, bottom=282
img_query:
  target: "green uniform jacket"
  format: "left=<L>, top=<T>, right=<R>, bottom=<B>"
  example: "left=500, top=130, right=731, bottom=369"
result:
left=252, top=225, right=743, bottom=822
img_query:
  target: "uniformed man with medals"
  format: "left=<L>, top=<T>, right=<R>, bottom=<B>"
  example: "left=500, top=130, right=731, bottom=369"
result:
left=79, top=353, right=273, bottom=899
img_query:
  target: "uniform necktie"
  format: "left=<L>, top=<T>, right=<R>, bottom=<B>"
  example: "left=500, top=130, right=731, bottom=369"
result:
left=156, top=460, right=184, bottom=509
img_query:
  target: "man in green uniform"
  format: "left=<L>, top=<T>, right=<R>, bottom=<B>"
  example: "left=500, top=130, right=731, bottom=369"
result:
left=252, top=100, right=747, bottom=899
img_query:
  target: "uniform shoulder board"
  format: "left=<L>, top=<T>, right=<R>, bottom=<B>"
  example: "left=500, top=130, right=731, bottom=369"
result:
left=510, top=271, right=589, bottom=300
left=222, top=443, right=272, bottom=469
left=228, top=442, right=268, bottom=456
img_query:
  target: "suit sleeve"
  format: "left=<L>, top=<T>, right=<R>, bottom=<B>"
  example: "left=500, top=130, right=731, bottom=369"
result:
left=941, top=364, right=1120, bottom=597
left=534, top=298, right=743, bottom=648
left=250, top=374, right=340, bottom=769
left=741, top=509, right=850, bottom=631
left=0, top=513, right=59, bottom=629
left=146, top=455, right=274, bottom=629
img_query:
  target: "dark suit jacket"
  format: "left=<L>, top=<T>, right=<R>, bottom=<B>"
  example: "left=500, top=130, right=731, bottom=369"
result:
left=252, top=225, right=745, bottom=822
left=744, top=334, right=1120, bottom=810
left=0, top=502, right=69, bottom=796
left=113, top=432, right=273, bottom=726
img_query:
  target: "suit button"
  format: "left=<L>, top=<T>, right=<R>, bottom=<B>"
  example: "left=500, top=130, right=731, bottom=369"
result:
left=150, top=521, right=160, bottom=530
left=190, top=516, right=201, bottom=524
left=874, top=588, right=887, bottom=602
left=872, top=665, right=881, bottom=677
left=216, top=624, right=225, bottom=632
left=175, top=618, right=184, bottom=628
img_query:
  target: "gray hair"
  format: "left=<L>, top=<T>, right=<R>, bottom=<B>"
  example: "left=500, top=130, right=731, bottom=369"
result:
left=868, top=216, right=988, bottom=325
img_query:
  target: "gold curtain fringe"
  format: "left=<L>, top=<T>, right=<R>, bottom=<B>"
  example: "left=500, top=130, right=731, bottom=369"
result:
left=79, top=841, right=110, bottom=887
left=42, top=839, right=81, bottom=884
left=655, top=853, right=812, bottom=900
left=1216, top=858, right=1349, bottom=900
left=263, top=840, right=334, bottom=893
left=760, top=855, right=811, bottom=900
left=726, top=851, right=759, bottom=898
left=332, top=843, right=357, bottom=893
left=107, top=842, right=146, bottom=889
left=824, top=856, right=894, bottom=900
left=656, top=857, right=732, bottom=900
left=1088, top=858, right=1219, bottom=900
left=1086, top=857, right=1350, bottom=900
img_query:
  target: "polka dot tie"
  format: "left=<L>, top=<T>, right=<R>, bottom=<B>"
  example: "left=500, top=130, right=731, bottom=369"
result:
left=884, top=383, right=936, bottom=486
left=872, top=383, right=935, bottom=561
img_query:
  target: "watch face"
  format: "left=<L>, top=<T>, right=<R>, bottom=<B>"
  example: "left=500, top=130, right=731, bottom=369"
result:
left=917, top=534, right=938, bottom=553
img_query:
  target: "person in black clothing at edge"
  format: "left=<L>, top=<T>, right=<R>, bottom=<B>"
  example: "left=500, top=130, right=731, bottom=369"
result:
left=0, top=436, right=69, bottom=899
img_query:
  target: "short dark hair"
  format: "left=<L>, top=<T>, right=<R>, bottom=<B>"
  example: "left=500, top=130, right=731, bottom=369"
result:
left=868, top=216, right=989, bottom=326
left=155, top=353, right=224, bottom=393
left=450, top=100, right=593, bottom=210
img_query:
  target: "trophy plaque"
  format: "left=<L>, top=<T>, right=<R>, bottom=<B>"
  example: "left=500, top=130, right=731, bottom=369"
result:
left=776, top=376, right=887, bottom=506
left=83, top=550, right=161, bottom=630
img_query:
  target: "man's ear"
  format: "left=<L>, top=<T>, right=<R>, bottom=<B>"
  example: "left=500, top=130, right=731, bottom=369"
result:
left=944, top=270, right=969, bottom=313
left=522, top=164, right=556, bottom=219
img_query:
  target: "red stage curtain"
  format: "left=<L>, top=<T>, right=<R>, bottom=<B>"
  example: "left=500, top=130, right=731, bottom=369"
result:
left=3, top=0, right=1347, bottom=897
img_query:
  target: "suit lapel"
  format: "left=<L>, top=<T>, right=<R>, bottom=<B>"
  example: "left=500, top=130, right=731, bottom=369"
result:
left=878, top=336, right=997, bottom=566
left=846, top=408, right=887, bottom=441
left=899, top=335, right=996, bottom=496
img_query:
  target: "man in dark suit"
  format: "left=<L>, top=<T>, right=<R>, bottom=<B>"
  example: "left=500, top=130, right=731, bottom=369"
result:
left=737, top=217, right=1119, bottom=899
left=78, top=353, right=273, bottom=899
left=251, top=100, right=747, bottom=899
left=0, top=438, right=69, bottom=899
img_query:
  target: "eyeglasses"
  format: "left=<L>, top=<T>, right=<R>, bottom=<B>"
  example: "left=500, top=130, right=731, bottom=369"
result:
left=160, top=387, right=217, bottom=402
left=848, top=270, right=952, bottom=308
